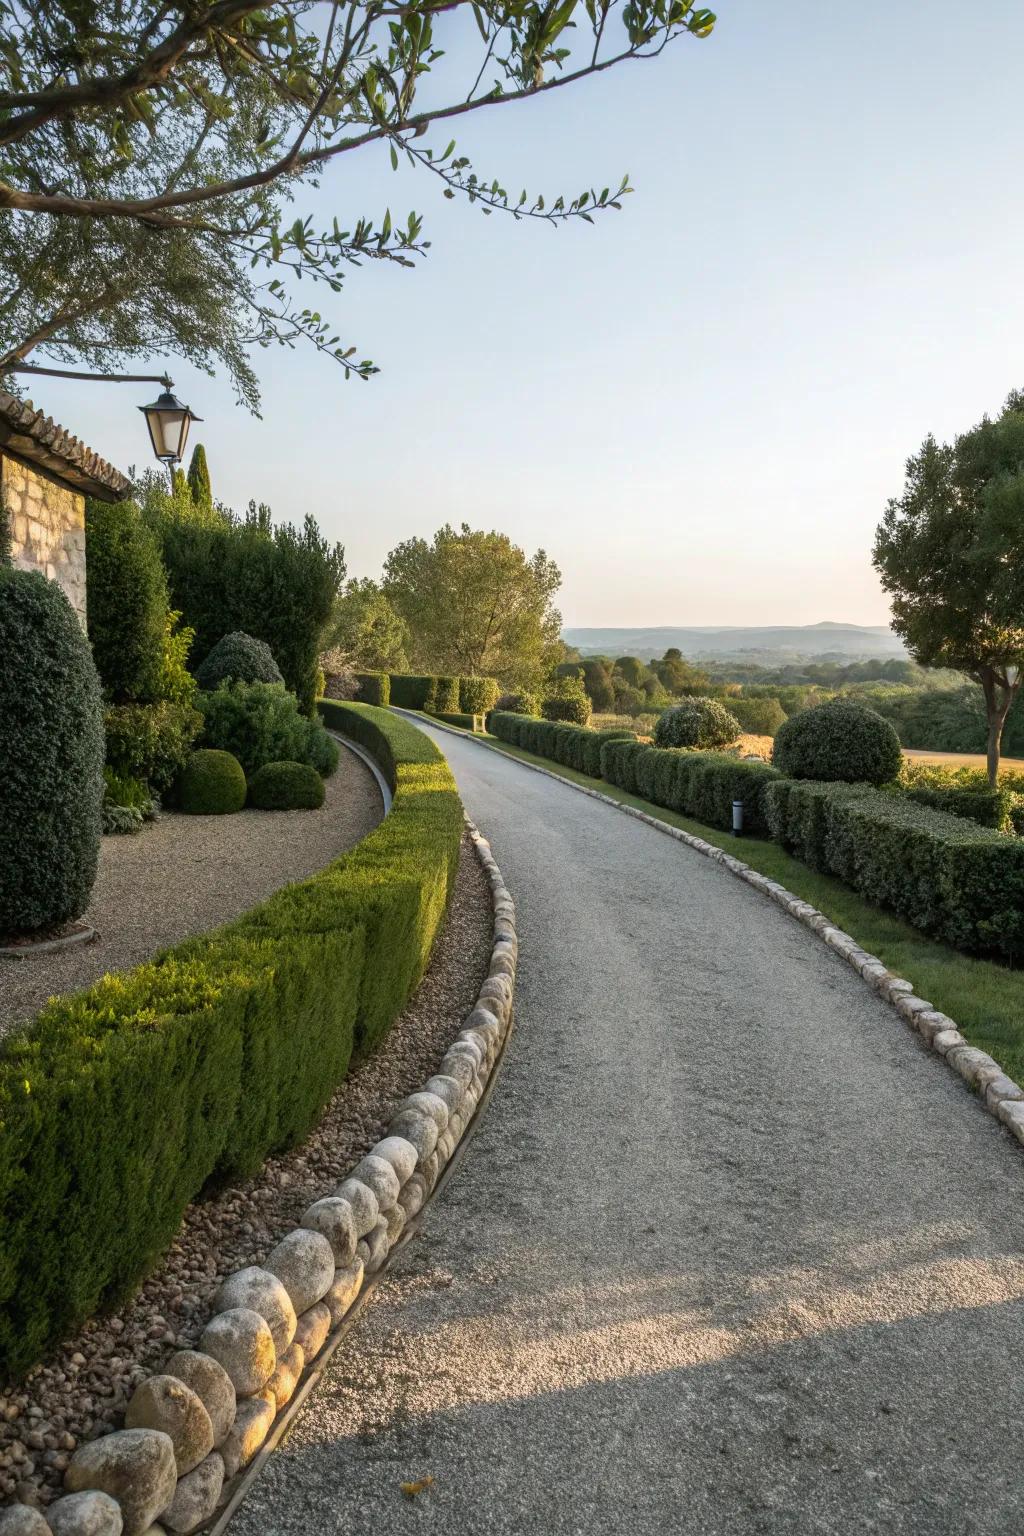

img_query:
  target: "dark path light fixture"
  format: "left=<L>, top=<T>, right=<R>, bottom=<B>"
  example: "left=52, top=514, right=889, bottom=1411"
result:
left=139, top=377, right=202, bottom=481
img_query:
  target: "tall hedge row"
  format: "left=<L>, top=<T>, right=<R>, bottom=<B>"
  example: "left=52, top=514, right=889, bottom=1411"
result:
left=0, top=704, right=461, bottom=1379
left=388, top=672, right=498, bottom=711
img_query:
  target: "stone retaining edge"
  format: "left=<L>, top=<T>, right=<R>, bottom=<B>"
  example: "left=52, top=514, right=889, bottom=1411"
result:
left=407, top=710, right=1024, bottom=1153
left=0, top=813, right=516, bottom=1536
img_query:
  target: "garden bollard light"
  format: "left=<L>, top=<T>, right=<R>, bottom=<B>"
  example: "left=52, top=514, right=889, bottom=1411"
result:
left=732, top=799, right=744, bottom=836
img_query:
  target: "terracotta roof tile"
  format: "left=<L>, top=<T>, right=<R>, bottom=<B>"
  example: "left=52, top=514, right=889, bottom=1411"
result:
left=0, top=389, right=131, bottom=501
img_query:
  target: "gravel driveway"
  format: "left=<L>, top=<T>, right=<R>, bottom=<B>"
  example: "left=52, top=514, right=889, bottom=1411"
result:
left=230, top=723, right=1024, bottom=1536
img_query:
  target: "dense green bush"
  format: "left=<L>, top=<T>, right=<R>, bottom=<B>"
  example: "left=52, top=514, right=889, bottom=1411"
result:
left=198, top=682, right=339, bottom=777
left=900, top=783, right=1021, bottom=833
left=459, top=675, right=499, bottom=713
left=728, top=696, right=787, bottom=737
left=249, top=760, right=325, bottom=810
left=355, top=672, right=390, bottom=706
left=599, top=738, right=648, bottom=794
left=85, top=499, right=169, bottom=702
left=0, top=704, right=460, bottom=1380
left=153, top=506, right=344, bottom=713
left=773, top=698, right=902, bottom=785
left=763, top=778, right=1024, bottom=959
left=104, top=699, right=203, bottom=793
left=495, top=690, right=540, bottom=717
left=541, top=675, right=592, bottom=724
left=388, top=673, right=436, bottom=709
left=425, top=675, right=460, bottom=713
left=195, top=631, right=284, bottom=690
left=654, top=698, right=740, bottom=749
left=102, top=769, right=157, bottom=835
left=178, top=750, right=247, bottom=814
left=488, top=713, right=633, bottom=775
left=0, top=571, right=105, bottom=934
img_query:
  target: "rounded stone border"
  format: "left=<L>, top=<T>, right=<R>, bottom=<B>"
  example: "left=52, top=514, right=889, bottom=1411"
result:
left=0, top=814, right=516, bottom=1536
left=408, top=710, right=1024, bottom=1152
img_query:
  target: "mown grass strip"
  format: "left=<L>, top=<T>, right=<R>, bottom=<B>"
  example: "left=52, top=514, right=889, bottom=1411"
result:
left=478, top=735, right=1024, bottom=1083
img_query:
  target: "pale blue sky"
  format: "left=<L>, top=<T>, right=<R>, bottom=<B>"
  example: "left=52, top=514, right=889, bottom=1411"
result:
left=35, top=0, right=1024, bottom=628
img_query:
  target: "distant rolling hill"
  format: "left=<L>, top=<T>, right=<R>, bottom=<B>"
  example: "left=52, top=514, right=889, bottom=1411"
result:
left=562, top=622, right=906, bottom=664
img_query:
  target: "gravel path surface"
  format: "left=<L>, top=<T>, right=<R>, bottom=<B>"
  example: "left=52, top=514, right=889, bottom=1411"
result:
left=0, top=746, right=382, bottom=1036
left=0, top=830, right=492, bottom=1511
left=232, top=721, right=1024, bottom=1536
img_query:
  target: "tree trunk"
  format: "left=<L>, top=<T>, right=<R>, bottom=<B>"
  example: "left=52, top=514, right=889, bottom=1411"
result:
left=978, top=666, right=1020, bottom=788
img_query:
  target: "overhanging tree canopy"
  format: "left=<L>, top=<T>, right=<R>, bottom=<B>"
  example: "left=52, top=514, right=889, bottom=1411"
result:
left=0, top=0, right=716, bottom=407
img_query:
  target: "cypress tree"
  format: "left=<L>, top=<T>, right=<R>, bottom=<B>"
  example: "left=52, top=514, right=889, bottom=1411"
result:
left=187, top=443, right=213, bottom=513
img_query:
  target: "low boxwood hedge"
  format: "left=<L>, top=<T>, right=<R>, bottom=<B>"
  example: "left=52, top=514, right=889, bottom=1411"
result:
left=430, top=711, right=485, bottom=732
left=763, top=778, right=1024, bottom=960
left=389, top=672, right=498, bottom=712
left=178, top=749, right=247, bottom=814
left=0, top=703, right=461, bottom=1380
left=489, top=712, right=634, bottom=777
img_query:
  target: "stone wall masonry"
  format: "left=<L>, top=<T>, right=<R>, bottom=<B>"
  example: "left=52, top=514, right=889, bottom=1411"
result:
left=0, top=816, right=516, bottom=1536
left=1, top=453, right=87, bottom=625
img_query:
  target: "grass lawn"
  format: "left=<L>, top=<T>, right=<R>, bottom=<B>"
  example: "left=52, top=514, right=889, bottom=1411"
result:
left=904, top=747, right=1024, bottom=774
left=473, top=732, right=1024, bottom=1084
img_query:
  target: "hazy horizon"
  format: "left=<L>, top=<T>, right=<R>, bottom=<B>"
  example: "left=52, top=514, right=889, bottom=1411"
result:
left=24, top=1, right=1024, bottom=630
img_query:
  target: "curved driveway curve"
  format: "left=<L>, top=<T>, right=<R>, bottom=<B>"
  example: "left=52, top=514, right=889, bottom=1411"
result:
left=232, top=721, right=1024, bottom=1535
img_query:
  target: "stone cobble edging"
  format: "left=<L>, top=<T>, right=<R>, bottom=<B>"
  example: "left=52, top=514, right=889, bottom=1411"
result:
left=414, top=713, right=1024, bottom=1151
left=0, top=816, right=516, bottom=1536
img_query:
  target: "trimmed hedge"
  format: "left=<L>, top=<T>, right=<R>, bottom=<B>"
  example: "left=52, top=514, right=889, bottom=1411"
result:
left=0, top=704, right=461, bottom=1380
left=0, top=570, right=105, bottom=934
left=901, top=782, right=1021, bottom=834
left=354, top=672, right=390, bottom=707
left=249, top=760, right=326, bottom=810
left=763, top=778, right=1024, bottom=959
left=425, top=675, right=460, bottom=713
left=178, top=749, right=247, bottom=814
left=388, top=673, right=436, bottom=709
left=430, top=711, right=485, bottom=733
left=489, top=712, right=634, bottom=776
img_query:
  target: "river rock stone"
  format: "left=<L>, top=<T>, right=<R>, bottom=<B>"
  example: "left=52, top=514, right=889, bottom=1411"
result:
left=164, top=1353, right=236, bottom=1448
left=199, top=1310, right=276, bottom=1398
left=364, top=1217, right=390, bottom=1275
left=325, top=1260, right=364, bottom=1328
left=385, top=1205, right=406, bottom=1246
left=332, top=1178, right=379, bottom=1237
left=160, top=1454, right=224, bottom=1536
left=436, top=1052, right=475, bottom=1090
left=218, top=1394, right=275, bottom=1480
left=293, top=1303, right=331, bottom=1363
left=124, top=1376, right=213, bottom=1476
left=347, top=1155, right=400, bottom=1213
left=300, top=1198, right=357, bottom=1266
left=65, top=1430, right=177, bottom=1536
left=399, top=1091, right=449, bottom=1131
left=266, top=1344, right=304, bottom=1413
left=370, top=1136, right=417, bottom=1185
left=214, top=1268, right=296, bottom=1357
left=422, top=1075, right=464, bottom=1114
left=46, top=1494, right=124, bottom=1536
left=387, top=1109, right=439, bottom=1165
left=0, top=1511, right=52, bottom=1536
left=399, top=1173, right=427, bottom=1220
left=264, top=1230, right=335, bottom=1316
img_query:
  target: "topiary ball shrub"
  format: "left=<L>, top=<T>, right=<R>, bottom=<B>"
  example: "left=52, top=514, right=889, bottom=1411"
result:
left=772, top=698, right=902, bottom=785
left=178, top=749, right=247, bottom=814
left=541, top=676, right=592, bottom=725
left=654, top=698, right=740, bottom=750
left=0, top=569, right=105, bottom=934
left=248, top=760, right=326, bottom=810
left=195, top=631, right=284, bottom=690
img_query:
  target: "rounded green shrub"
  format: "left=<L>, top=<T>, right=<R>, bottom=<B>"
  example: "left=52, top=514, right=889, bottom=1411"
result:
left=728, top=695, right=788, bottom=737
left=195, top=631, right=284, bottom=690
left=654, top=698, right=740, bottom=750
left=541, top=676, right=592, bottom=725
left=198, top=681, right=339, bottom=778
left=0, top=569, right=104, bottom=933
left=178, top=749, right=247, bottom=814
left=772, top=698, right=902, bottom=785
left=249, top=760, right=326, bottom=810
left=495, top=690, right=540, bottom=717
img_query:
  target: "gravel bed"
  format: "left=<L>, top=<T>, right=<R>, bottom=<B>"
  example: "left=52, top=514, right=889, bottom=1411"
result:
left=0, top=831, right=492, bottom=1510
left=0, top=747, right=382, bottom=1037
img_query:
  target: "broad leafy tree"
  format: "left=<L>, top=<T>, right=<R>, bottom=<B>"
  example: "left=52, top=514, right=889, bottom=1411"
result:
left=383, top=521, right=561, bottom=685
left=328, top=576, right=410, bottom=671
left=0, top=1, right=716, bottom=406
left=873, top=390, right=1024, bottom=785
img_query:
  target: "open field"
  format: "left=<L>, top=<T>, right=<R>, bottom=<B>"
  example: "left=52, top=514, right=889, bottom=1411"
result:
left=904, top=748, right=1024, bottom=773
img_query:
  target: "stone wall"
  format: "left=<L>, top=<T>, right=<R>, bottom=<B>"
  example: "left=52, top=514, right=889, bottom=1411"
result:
left=2, top=449, right=87, bottom=623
